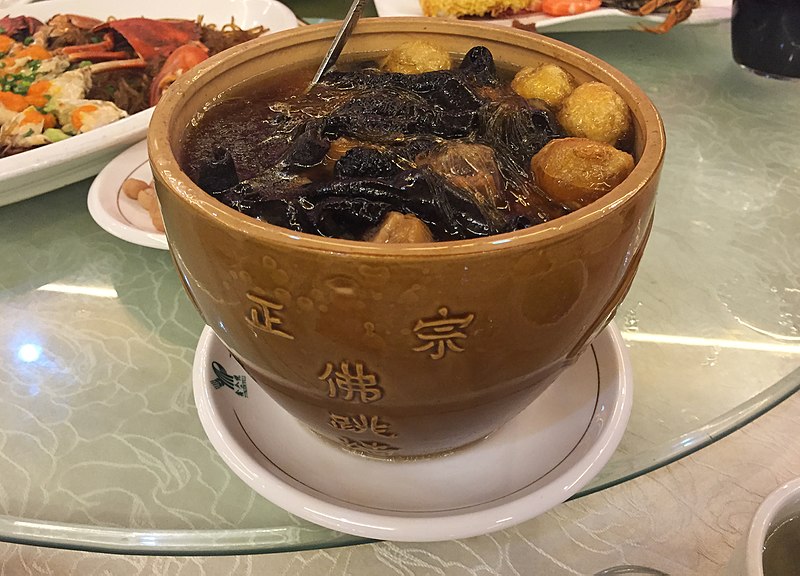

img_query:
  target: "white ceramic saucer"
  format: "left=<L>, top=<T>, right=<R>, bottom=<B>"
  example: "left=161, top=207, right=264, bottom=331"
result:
left=193, top=322, right=632, bottom=542
left=87, top=140, right=168, bottom=250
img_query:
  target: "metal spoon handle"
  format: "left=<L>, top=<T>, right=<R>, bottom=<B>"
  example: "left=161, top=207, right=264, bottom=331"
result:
left=309, top=0, right=367, bottom=86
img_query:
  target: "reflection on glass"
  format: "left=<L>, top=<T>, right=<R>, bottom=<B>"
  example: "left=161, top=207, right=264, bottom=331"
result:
left=36, top=283, right=119, bottom=298
left=17, top=343, right=42, bottom=363
left=622, top=332, right=800, bottom=354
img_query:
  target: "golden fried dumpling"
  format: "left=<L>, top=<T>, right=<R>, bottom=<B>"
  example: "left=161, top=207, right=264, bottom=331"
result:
left=557, top=82, right=631, bottom=146
left=383, top=40, right=451, bottom=74
left=511, top=63, right=576, bottom=108
left=530, top=137, right=634, bottom=208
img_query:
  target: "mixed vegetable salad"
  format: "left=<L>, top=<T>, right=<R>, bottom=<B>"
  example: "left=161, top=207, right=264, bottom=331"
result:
left=0, top=13, right=264, bottom=158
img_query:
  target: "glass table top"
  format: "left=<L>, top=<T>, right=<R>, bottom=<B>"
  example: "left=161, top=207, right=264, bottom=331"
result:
left=0, top=4, right=798, bottom=554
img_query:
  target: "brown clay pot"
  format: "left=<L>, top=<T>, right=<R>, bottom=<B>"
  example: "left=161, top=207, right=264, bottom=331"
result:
left=148, top=18, right=665, bottom=458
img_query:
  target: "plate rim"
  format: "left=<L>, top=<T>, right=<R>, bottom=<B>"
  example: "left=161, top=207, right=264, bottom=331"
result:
left=193, top=322, right=633, bottom=541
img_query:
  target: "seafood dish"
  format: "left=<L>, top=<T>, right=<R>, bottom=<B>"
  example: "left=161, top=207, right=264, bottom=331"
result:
left=181, top=40, right=635, bottom=243
left=0, top=13, right=264, bottom=158
left=419, top=0, right=699, bottom=32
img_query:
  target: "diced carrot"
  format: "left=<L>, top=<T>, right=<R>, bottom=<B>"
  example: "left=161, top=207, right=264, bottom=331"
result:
left=15, top=44, right=51, bottom=60
left=71, top=104, right=98, bottom=131
left=0, top=35, right=14, bottom=54
left=21, top=107, right=47, bottom=126
left=25, top=80, right=51, bottom=108
left=541, top=0, right=601, bottom=16
left=42, top=113, right=56, bottom=129
left=0, top=91, right=28, bottom=112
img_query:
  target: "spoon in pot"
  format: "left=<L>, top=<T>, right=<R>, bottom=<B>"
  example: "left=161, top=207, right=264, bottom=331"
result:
left=308, top=0, right=367, bottom=89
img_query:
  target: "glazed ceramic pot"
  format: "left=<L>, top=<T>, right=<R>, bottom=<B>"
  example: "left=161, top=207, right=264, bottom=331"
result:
left=148, top=18, right=665, bottom=458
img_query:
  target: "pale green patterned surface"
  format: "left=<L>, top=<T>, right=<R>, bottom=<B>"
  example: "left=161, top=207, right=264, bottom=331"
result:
left=0, top=20, right=798, bottom=553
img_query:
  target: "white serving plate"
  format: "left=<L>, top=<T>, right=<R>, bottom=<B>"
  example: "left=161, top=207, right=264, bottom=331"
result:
left=0, top=0, right=297, bottom=207
left=375, top=0, right=731, bottom=33
left=193, top=322, right=633, bottom=542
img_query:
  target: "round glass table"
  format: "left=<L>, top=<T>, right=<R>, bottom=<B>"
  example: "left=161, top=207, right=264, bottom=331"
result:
left=0, top=5, right=798, bottom=555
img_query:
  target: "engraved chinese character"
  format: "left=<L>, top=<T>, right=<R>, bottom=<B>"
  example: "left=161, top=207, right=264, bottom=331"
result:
left=245, top=292, right=294, bottom=340
left=210, top=361, right=247, bottom=397
left=339, top=437, right=398, bottom=454
left=328, top=413, right=396, bottom=437
left=412, top=306, right=475, bottom=360
left=320, top=361, right=383, bottom=403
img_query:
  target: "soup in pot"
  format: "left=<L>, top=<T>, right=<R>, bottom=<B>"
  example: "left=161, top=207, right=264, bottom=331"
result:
left=181, top=41, right=635, bottom=243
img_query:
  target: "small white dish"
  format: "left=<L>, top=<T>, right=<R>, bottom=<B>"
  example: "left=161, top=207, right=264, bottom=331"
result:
left=374, top=0, right=731, bottom=33
left=0, top=0, right=298, bottom=208
left=726, top=477, right=800, bottom=576
left=193, top=322, right=633, bottom=542
left=87, top=140, right=167, bottom=250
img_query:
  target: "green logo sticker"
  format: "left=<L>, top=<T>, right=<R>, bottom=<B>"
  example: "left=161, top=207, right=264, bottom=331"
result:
left=211, top=361, right=247, bottom=398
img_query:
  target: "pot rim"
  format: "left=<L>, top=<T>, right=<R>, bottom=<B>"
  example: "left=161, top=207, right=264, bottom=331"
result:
left=148, top=17, right=665, bottom=257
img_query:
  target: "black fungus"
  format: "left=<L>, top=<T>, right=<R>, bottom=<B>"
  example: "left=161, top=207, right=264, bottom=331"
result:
left=334, top=147, right=405, bottom=179
left=458, top=46, right=498, bottom=87
left=227, top=168, right=509, bottom=241
left=279, top=121, right=330, bottom=170
left=324, top=87, right=476, bottom=141
left=476, top=98, right=565, bottom=166
left=322, top=69, right=484, bottom=113
left=197, top=147, right=238, bottom=193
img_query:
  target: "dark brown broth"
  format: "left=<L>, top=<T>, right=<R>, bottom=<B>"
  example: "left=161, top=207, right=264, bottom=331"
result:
left=763, top=516, right=800, bottom=575
left=181, top=48, right=574, bottom=241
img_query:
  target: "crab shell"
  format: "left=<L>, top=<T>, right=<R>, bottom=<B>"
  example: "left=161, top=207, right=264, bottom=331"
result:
left=58, top=17, right=211, bottom=106
left=92, top=18, right=201, bottom=61
left=0, top=15, right=45, bottom=37
left=149, top=41, right=209, bottom=106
